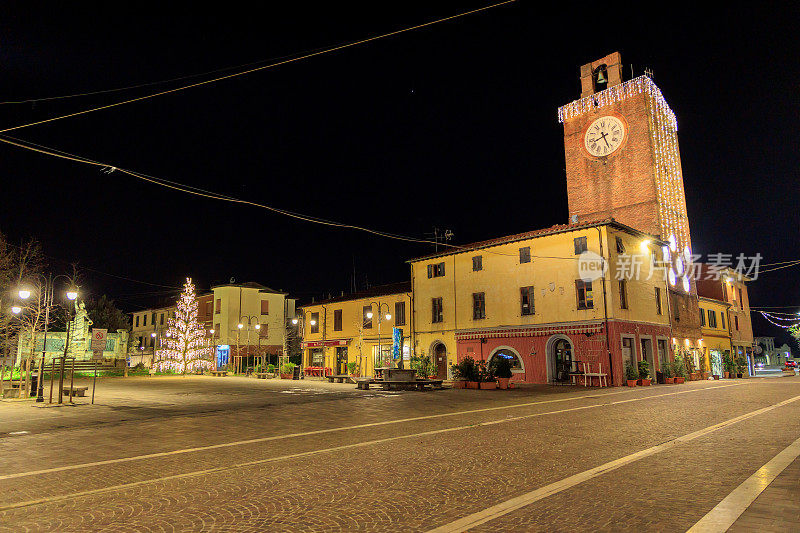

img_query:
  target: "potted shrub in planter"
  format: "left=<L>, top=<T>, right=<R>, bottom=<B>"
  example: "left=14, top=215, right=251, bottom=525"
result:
left=450, top=362, right=466, bottom=389
left=637, top=360, right=651, bottom=386
left=347, top=361, right=360, bottom=378
left=735, top=355, right=747, bottom=379
left=490, top=355, right=513, bottom=390
left=477, top=360, right=497, bottom=390
left=698, top=353, right=710, bottom=380
left=662, top=361, right=674, bottom=384
left=722, top=353, right=734, bottom=379
left=460, top=356, right=480, bottom=389
left=672, top=360, right=685, bottom=384
left=280, top=363, right=295, bottom=379
left=624, top=361, right=638, bottom=387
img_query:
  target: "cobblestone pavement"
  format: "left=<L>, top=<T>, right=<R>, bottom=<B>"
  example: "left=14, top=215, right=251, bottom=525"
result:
left=1, top=375, right=799, bottom=532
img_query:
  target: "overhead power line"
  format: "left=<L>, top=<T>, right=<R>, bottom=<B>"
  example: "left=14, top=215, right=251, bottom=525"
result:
left=0, top=134, right=581, bottom=261
left=0, top=1, right=515, bottom=134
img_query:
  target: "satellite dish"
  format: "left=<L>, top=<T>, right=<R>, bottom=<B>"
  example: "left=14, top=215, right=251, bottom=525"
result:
left=229, top=277, right=236, bottom=284
left=571, top=214, right=579, bottom=224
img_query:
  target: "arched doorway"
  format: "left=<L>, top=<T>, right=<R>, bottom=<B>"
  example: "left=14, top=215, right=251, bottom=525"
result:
left=547, top=335, right=573, bottom=383
left=433, top=342, right=448, bottom=379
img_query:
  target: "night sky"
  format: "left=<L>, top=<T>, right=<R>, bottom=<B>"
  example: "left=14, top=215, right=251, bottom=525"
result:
left=1, top=2, right=797, bottom=344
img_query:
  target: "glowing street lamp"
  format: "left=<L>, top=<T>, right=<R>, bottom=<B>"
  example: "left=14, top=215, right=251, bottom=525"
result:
left=11, top=306, right=21, bottom=314
left=66, top=290, right=78, bottom=301
left=18, top=289, right=31, bottom=300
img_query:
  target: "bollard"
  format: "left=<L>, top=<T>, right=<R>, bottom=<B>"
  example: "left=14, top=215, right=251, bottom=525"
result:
left=58, top=356, right=65, bottom=404
left=49, top=359, right=55, bottom=404
left=69, top=358, right=75, bottom=403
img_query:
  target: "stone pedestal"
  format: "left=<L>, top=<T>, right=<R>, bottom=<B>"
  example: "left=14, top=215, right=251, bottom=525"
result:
left=383, top=368, right=415, bottom=382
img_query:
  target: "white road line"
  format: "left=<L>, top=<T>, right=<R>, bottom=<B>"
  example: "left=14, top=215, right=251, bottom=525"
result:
left=0, top=385, right=742, bottom=511
left=426, top=393, right=800, bottom=533
left=686, top=435, right=800, bottom=533
left=0, top=383, right=735, bottom=481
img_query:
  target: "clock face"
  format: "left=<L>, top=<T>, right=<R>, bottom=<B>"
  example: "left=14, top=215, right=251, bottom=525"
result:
left=584, top=116, right=626, bottom=157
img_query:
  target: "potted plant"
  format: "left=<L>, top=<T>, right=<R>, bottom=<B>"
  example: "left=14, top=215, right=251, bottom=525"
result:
left=662, top=361, right=674, bottom=384
left=460, top=356, right=479, bottom=389
left=637, top=360, right=651, bottom=386
left=450, top=362, right=465, bottom=388
left=698, top=353, right=710, bottom=380
left=490, top=355, right=513, bottom=390
left=672, top=360, right=685, bottom=384
left=476, top=360, right=497, bottom=390
left=624, top=361, right=638, bottom=387
left=735, top=355, right=747, bottom=379
left=722, top=353, right=734, bottom=379
left=280, top=363, right=295, bottom=379
left=347, top=361, right=360, bottom=377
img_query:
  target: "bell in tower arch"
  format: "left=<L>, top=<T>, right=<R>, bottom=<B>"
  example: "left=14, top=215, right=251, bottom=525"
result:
left=594, top=64, right=608, bottom=92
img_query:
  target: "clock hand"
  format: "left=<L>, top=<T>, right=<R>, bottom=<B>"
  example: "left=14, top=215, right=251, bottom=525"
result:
left=599, top=131, right=610, bottom=147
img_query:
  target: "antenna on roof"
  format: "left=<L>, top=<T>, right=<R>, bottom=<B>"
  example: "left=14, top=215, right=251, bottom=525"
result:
left=644, top=67, right=654, bottom=80
left=425, top=227, right=454, bottom=252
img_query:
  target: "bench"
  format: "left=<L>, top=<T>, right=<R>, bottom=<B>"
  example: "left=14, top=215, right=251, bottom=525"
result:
left=325, top=374, right=354, bottom=384
left=210, top=371, right=228, bottom=377
left=579, top=362, right=608, bottom=387
left=62, top=386, right=89, bottom=397
left=357, top=379, right=443, bottom=391
left=255, top=372, right=274, bottom=379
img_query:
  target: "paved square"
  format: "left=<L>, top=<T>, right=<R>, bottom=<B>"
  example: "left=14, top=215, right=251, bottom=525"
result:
left=1, top=375, right=799, bottom=531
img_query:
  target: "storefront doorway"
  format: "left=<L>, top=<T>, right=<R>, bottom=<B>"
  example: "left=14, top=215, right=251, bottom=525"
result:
left=641, top=338, right=654, bottom=377
left=336, top=347, right=348, bottom=375
left=433, top=343, right=448, bottom=379
left=551, top=338, right=573, bottom=382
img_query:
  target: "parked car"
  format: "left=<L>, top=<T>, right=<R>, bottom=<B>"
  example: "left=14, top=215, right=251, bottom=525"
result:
left=785, top=360, right=797, bottom=368
left=754, top=362, right=765, bottom=369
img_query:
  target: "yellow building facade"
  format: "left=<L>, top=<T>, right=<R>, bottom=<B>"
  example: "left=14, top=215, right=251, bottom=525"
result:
left=409, top=220, right=673, bottom=386
left=298, top=282, right=412, bottom=376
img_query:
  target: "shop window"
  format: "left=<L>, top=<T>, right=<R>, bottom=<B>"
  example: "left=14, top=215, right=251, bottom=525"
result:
left=432, top=297, right=443, bottom=323
left=622, top=337, right=636, bottom=367
left=574, top=236, right=587, bottom=255
left=395, top=301, right=406, bottom=326
left=489, top=349, right=523, bottom=371
left=576, top=280, right=594, bottom=310
left=619, top=280, right=628, bottom=309
left=520, top=286, right=534, bottom=315
left=427, top=263, right=445, bottom=278
left=472, top=292, right=485, bottom=320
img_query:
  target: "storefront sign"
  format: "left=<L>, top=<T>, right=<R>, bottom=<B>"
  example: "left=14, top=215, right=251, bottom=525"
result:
left=302, top=339, right=349, bottom=348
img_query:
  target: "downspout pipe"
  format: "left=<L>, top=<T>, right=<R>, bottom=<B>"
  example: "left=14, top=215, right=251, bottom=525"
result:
left=596, top=227, right=613, bottom=385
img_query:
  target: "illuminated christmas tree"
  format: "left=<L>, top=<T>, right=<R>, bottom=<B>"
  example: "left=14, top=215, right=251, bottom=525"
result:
left=156, top=278, right=213, bottom=374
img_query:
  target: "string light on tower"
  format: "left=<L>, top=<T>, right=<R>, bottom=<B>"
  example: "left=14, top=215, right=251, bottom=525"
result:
left=156, top=277, right=213, bottom=374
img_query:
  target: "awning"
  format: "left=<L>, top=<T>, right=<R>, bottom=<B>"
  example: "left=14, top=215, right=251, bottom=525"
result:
left=302, top=339, right=350, bottom=349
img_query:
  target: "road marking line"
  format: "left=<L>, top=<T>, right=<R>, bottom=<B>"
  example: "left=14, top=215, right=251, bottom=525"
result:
left=426, top=393, right=800, bottom=533
left=0, top=385, right=745, bottom=511
left=686, top=435, right=800, bottom=533
left=0, top=383, right=738, bottom=481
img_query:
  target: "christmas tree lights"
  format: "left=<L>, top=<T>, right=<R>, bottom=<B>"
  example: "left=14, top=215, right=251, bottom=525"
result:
left=156, top=278, right=213, bottom=374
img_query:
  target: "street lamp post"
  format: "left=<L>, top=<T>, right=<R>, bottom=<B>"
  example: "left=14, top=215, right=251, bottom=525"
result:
left=18, top=275, right=78, bottom=403
left=292, top=312, right=317, bottom=373
left=237, top=315, right=261, bottom=374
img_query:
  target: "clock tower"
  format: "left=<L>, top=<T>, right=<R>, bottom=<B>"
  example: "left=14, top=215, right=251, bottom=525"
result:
left=560, top=51, right=701, bottom=345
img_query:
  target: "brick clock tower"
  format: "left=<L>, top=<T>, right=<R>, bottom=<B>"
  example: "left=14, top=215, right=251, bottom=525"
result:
left=559, top=51, right=701, bottom=347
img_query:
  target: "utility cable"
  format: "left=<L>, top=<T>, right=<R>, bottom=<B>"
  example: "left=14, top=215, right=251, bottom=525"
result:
left=0, top=1, right=515, bottom=134
left=0, top=134, right=585, bottom=262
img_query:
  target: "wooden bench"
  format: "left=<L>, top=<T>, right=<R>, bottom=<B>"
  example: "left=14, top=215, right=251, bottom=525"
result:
left=357, top=379, right=443, bottom=391
left=210, top=371, right=228, bottom=377
left=326, top=375, right=353, bottom=384
left=62, top=386, right=89, bottom=397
